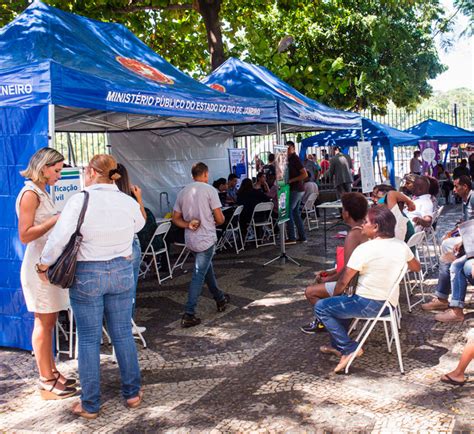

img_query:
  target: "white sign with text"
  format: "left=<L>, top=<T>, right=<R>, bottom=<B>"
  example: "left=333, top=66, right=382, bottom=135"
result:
left=357, top=141, right=376, bottom=194
left=53, top=168, right=82, bottom=211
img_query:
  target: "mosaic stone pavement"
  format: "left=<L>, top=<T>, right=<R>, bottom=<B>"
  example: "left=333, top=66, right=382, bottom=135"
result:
left=1, top=204, right=473, bottom=433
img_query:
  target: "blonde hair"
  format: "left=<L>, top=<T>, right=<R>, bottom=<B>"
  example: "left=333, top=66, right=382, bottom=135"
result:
left=20, top=147, right=64, bottom=183
left=89, top=154, right=121, bottom=182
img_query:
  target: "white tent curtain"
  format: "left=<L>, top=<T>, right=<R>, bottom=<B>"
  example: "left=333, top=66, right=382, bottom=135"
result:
left=110, top=128, right=233, bottom=216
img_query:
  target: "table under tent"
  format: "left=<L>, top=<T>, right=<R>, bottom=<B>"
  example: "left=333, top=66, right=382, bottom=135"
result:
left=0, top=1, right=280, bottom=351
left=299, top=117, right=421, bottom=187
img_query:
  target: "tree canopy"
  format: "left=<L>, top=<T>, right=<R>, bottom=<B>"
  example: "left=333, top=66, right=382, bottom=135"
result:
left=0, top=0, right=456, bottom=112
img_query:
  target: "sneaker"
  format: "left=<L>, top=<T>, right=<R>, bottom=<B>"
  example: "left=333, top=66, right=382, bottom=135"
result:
left=181, top=313, right=201, bottom=328
left=434, top=308, right=464, bottom=323
left=298, top=239, right=308, bottom=244
left=132, top=325, right=147, bottom=335
left=216, top=294, right=230, bottom=312
left=421, top=298, right=449, bottom=311
left=300, top=319, right=326, bottom=334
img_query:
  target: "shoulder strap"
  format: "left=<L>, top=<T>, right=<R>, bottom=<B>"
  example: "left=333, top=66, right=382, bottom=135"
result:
left=75, top=191, right=90, bottom=235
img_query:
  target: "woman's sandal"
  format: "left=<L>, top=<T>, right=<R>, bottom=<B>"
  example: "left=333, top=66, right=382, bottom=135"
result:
left=52, top=370, right=77, bottom=387
left=38, top=377, right=77, bottom=400
left=440, top=374, right=467, bottom=386
left=126, top=390, right=143, bottom=409
left=71, top=402, right=99, bottom=420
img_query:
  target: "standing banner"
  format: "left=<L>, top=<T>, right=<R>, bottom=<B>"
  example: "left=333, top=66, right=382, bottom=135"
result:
left=274, top=145, right=290, bottom=223
left=53, top=167, right=82, bottom=211
left=419, top=140, right=439, bottom=175
left=228, top=148, right=248, bottom=183
left=357, top=141, right=376, bottom=194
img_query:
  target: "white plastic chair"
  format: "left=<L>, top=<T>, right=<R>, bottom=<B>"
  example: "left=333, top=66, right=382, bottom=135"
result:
left=403, top=232, right=426, bottom=312
left=244, top=201, right=276, bottom=248
left=303, top=192, right=319, bottom=231
left=345, top=264, right=408, bottom=374
left=140, top=221, right=172, bottom=284
left=216, top=205, right=245, bottom=254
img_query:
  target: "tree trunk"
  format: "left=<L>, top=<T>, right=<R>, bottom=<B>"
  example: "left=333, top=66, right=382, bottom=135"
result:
left=197, top=0, right=225, bottom=70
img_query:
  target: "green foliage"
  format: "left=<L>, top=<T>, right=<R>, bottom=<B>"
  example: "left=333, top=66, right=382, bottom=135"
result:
left=0, top=0, right=459, bottom=113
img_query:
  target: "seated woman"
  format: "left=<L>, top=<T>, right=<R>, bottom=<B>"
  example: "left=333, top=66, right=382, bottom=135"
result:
left=301, top=192, right=368, bottom=334
left=237, top=178, right=270, bottom=239
left=435, top=163, right=453, bottom=204
left=315, top=205, right=421, bottom=373
left=213, top=178, right=228, bottom=206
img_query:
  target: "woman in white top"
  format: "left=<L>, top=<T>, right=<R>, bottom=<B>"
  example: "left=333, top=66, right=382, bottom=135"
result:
left=16, top=147, right=76, bottom=400
left=38, top=155, right=145, bottom=419
left=315, top=205, right=421, bottom=373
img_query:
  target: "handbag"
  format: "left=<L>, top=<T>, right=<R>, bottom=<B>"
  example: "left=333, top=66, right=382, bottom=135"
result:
left=47, top=191, right=89, bottom=288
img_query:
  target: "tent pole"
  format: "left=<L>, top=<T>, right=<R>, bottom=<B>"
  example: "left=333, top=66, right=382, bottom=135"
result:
left=48, top=104, right=55, bottom=149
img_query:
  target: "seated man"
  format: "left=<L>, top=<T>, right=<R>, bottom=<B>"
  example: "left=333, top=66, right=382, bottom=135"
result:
left=301, top=177, right=319, bottom=205
left=227, top=174, right=239, bottom=204
left=301, top=193, right=368, bottom=334
left=438, top=175, right=473, bottom=258
left=315, top=205, right=421, bottom=373
left=406, top=175, right=434, bottom=231
left=422, top=220, right=474, bottom=322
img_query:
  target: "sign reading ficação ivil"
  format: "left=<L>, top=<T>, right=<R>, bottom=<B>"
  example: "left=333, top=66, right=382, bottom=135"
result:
left=53, top=168, right=82, bottom=211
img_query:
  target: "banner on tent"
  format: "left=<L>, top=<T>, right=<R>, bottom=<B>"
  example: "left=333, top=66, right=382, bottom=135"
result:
left=357, top=141, right=375, bottom=194
left=228, top=148, right=248, bottom=183
left=53, top=168, right=82, bottom=211
left=419, top=140, right=439, bottom=175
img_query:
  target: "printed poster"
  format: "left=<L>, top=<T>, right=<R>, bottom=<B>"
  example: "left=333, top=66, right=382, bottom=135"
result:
left=357, top=141, right=375, bottom=193
left=419, top=140, right=439, bottom=175
left=228, top=148, right=248, bottom=182
left=274, top=145, right=290, bottom=223
left=53, top=167, right=82, bottom=211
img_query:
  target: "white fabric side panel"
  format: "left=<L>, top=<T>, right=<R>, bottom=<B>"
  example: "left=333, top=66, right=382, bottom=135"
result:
left=109, top=129, right=233, bottom=217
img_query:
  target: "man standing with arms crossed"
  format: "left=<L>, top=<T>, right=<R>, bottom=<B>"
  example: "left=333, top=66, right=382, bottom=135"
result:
left=173, top=162, right=230, bottom=328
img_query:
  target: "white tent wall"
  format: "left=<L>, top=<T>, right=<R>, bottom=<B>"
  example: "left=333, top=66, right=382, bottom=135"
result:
left=109, top=128, right=233, bottom=216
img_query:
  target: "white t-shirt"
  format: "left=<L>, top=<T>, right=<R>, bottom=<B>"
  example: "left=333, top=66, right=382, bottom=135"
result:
left=347, top=237, right=414, bottom=306
left=41, top=184, right=145, bottom=263
left=406, top=194, right=434, bottom=231
left=174, top=181, right=222, bottom=252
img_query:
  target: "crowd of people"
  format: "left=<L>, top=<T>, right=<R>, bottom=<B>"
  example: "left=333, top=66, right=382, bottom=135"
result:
left=14, top=143, right=474, bottom=418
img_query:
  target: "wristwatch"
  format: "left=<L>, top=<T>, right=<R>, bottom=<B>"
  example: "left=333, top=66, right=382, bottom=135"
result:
left=35, top=263, right=48, bottom=274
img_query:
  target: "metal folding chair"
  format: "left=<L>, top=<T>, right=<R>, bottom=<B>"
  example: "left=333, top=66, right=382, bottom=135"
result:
left=244, top=202, right=276, bottom=248
left=403, top=232, right=426, bottom=312
left=303, top=192, right=319, bottom=231
left=172, top=242, right=191, bottom=273
left=216, top=205, right=245, bottom=254
left=139, top=221, right=172, bottom=284
left=346, top=264, right=408, bottom=374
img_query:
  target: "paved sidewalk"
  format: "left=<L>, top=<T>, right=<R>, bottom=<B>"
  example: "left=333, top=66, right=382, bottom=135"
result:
left=1, top=204, right=473, bottom=432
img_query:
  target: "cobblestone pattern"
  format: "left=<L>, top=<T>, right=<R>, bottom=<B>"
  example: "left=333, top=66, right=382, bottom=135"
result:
left=1, top=204, right=473, bottom=432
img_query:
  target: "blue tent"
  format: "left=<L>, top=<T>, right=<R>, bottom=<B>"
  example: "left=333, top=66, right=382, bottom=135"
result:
left=300, top=117, right=421, bottom=186
left=0, top=1, right=278, bottom=351
left=202, top=57, right=361, bottom=133
left=405, top=118, right=474, bottom=144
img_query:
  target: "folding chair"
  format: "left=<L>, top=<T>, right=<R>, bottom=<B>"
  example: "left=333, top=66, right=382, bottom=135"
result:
left=172, top=242, right=191, bottom=273
left=139, top=221, right=172, bottom=284
left=424, top=205, right=444, bottom=265
left=403, top=232, right=426, bottom=312
left=345, top=264, right=408, bottom=374
left=216, top=205, right=245, bottom=254
left=244, top=202, right=276, bottom=248
left=55, top=308, right=74, bottom=359
left=303, top=193, right=319, bottom=231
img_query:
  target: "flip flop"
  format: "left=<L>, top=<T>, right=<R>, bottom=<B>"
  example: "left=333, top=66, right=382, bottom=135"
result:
left=440, top=374, right=467, bottom=386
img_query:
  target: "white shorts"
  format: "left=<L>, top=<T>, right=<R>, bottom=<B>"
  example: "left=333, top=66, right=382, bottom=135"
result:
left=325, top=281, right=337, bottom=296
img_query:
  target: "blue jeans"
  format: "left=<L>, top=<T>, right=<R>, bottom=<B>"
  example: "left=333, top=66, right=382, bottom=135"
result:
left=435, top=256, right=472, bottom=308
left=131, top=236, right=141, bottom=317
left=70, top=257, right=141, bottom=413
left=185, top=244, right=225, bottom=316
left=288, top=190, right=306, bottom=241
left=315, top=294, right=387, bottom=355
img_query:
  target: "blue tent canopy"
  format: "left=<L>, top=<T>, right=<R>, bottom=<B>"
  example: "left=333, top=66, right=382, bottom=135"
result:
left=202, top=57, right=361, bottom=133
left=300, top=117, right=421, bottom=186
left=0, top=1, right=277, bottom=129
left=0, top=1, right=278, bottom=351
left=404, top=119, right=474, bottom=144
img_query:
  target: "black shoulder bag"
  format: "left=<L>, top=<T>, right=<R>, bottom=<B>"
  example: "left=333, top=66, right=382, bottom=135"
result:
left=47, top=191, right=89, bottom=289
